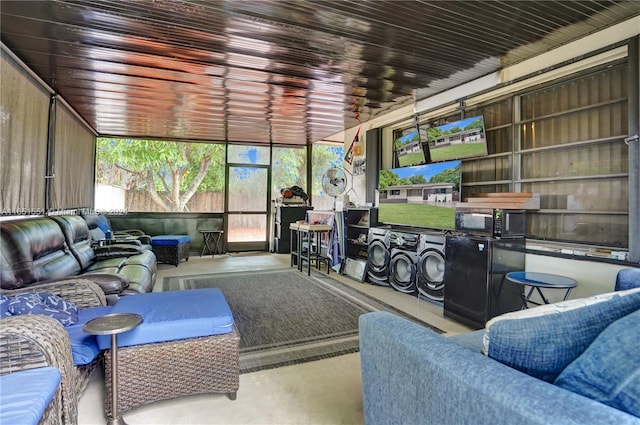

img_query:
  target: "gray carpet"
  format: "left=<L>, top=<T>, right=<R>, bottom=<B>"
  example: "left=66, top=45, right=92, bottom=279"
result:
left=163, top=269, right=443, bottom=373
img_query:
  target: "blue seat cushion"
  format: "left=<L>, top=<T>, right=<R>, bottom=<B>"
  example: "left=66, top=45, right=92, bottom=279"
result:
left=151, top=235, right=191, bottom=246
left=554, top=309, right=640, bottom=416
left=65, top=306, right=113, bottom=365
left=0, top=366, right=61, bottom=425
left=97, top=289, right=234, bottom=350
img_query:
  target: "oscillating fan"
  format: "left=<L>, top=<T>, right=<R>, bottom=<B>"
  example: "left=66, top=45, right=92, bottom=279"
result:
left=321, top=167, right=347, bottom=199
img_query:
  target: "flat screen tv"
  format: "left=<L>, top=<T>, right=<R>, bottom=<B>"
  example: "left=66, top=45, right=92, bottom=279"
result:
left=378, top=160, right=461, bottom=229
left=392, top=128, right=428, bottom=168
left=426, top=115, right=488, bottom=162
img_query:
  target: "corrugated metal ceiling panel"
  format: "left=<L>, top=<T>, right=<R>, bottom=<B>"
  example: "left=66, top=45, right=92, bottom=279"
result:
left=1, top=0, right=638, bottom=144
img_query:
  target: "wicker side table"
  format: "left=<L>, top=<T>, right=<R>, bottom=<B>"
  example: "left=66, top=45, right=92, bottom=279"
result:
left=84, top=313, right=143, bottom=425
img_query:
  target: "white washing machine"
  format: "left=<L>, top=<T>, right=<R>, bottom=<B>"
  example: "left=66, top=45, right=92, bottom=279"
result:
left=367, top=227, right=391, bottom=286
left=388, top=231, right=420, bottom=294
left=417, top=231, right=447, bottom=301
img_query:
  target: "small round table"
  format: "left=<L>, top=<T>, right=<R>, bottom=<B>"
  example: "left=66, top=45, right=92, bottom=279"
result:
left=506, top=271, right=577, bottom=309
left=84, top=313, right=143, bottom=425
left=199, top=229, right=224, bottom=257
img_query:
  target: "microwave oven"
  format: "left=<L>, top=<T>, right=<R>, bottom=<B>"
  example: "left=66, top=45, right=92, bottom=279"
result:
left=454, top=208, right=526, bottom=239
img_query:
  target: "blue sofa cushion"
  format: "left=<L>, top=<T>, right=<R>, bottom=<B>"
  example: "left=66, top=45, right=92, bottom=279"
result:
left=484, top=288, right=640, bottom=382
left=150, top=235, right=191, bottom=246
left=97, top=288, right=234, bottom=350
left=615, top=268, right=640, bottom=291
left=554, top=309, right=640, bottom=417
left=65, top=306, right=113, bottom=365
left=7, top=292, right=79, bottom=326
left=0, top=366, right=61, bottom=425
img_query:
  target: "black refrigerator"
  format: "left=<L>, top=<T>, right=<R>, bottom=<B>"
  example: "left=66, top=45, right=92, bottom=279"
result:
left=443, top=235, right=525, bottom=329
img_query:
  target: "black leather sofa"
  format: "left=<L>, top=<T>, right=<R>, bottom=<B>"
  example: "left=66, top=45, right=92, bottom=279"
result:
left=1, top=215, right=156, bottom=304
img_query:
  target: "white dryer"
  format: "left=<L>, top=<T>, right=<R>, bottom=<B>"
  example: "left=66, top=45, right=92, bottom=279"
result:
left=417, top=231, right=447, bottom=301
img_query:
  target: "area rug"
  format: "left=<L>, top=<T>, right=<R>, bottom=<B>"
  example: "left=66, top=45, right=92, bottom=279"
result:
left=162, top=269, right=444, bottom=373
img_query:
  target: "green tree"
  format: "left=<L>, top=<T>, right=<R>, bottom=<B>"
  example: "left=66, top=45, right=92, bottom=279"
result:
left=409, top=174, right=428, bottom=184
left=378, top=169, right=400, bottom=189
left=272, top=147, right=307, bottom=194
left=96, top=138, right=225, bottom=211
left=312, top=144, right=344, bottom=195
left=429, top=164, right=461, bottom=192
left=464, top=118, right=484, bottom=131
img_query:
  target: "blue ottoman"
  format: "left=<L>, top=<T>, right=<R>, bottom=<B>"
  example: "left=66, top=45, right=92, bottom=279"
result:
left=97, top=289, right=239, bottom=413
left=151, top=234, right=191, bottom=266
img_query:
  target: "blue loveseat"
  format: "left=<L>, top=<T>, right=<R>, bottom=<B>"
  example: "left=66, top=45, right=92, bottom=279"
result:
left=359, top=268, right=640, bottom=425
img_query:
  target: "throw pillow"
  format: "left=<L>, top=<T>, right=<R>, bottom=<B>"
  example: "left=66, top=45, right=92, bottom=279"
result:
left=0, top=294, right=11, bottom=317
left=483, top=288, right=640, bottom=382
left=96, top=214, right=112, bottom=233
left=7, top=292, right=79, bottom=326
left=554, top=309, right=640, bottom=417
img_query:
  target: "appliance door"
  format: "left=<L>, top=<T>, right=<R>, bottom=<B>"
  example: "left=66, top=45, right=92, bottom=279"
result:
left=367, top=239, right=390, bottom=274
left=389, top=250, right=417, bottom=294
left=417, top=248, right=445, bottom=301
left=488, top=239, right=526, bottom=317
left=455, top=210, right=492, bottom=235
left=501, top=211, right=526, bottom=238
left=443, top=235, right=491, bottom=329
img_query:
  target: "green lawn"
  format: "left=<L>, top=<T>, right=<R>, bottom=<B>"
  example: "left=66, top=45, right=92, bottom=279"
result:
left=398, top=151, right=426, bottom=167
left=429, top=142, right=486, bottom=162
left=378, top=203, right=455, bottom=228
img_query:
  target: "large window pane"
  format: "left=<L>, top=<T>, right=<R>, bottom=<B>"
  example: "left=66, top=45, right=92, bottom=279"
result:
left=96, top=138, right=225, bottom=212
left=311, top=143, right=344, bottom=210
left=227, top=144, right=270, bottom=165
left=272, top=146, right=307, bottom=200
left=518, top=63, right=628, bottom=247
left=521, top=142, right=628, bottom=179
left=528, top=212, right=627, bottom=247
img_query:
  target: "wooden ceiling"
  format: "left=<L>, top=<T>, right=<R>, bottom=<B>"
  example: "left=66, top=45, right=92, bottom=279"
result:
left=2, top=1, right=639, bottom=145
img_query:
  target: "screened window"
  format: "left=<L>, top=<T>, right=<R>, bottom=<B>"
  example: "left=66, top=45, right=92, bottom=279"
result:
left=272, top=146, right=307, bottom=201
left=412, top=62, right=630, bottom=247
left=95, top=138, right=226, bottom=212
left=227, top=144, right=270, bottom=165
left=311, top=143, right=345, bottom=210
left=519, top=64, right=628, bottom=247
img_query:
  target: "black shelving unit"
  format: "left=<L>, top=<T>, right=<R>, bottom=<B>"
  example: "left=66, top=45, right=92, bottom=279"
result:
left=273, top=205, right=313, bottom=254
left=345, top=207, right=378, bottom=260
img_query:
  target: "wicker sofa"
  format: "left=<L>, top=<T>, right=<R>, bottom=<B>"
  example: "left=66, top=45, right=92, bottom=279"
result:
left=0, top=279, right=107, bottom=425
left=1, top=215, right=156, bottom=303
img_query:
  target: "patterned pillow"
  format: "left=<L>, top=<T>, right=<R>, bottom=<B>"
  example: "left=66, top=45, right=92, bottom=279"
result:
left=554, top=309, right=640, bottom=416
left=482, top=288, right=640, bottom=382
left=7, top=292, right=79, bottom=326
left=0, top=294, right=11, bottom=317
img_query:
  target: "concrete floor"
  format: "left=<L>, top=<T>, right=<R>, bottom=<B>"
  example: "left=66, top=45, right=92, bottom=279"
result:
left=78, top=253, right=471, bottom=425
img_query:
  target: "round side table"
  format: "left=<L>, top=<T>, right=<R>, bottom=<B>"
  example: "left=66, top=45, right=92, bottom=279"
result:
left=506, top=271, right=577, bottom=309
left=84, top=313, right=143, bottom=425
